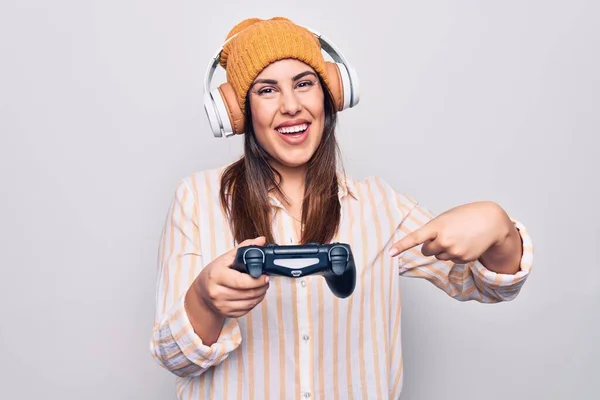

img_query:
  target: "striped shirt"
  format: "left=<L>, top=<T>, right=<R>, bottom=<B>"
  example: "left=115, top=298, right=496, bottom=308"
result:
left=150, top=165, right=534, bottom=400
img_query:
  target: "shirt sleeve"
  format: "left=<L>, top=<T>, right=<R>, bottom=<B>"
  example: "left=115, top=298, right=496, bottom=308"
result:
left=396, top=198, right=534, bottom=303
left=149, top=179, right=241, bottom=377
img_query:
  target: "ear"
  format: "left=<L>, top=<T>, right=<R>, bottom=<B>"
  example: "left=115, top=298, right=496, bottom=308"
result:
left=217, top=82, right=245, bottom=134
left=325, top=62, right=344, bottom=112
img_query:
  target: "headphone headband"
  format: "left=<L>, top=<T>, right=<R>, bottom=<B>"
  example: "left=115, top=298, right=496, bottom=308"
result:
left=204, top=26, right=351, bottom=101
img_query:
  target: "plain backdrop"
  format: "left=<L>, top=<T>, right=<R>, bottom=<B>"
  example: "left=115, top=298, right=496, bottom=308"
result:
left=1, top=0, right=598, bottom=399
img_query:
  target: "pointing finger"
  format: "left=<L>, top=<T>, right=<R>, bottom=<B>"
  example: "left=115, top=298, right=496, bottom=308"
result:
left=389, top=226, right=437, bottom=257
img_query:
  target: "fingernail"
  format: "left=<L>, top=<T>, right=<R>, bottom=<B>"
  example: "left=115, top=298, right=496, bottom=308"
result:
left=265, top=276, right=269, bottom=283
left=389, top=248, right=399, bottom=257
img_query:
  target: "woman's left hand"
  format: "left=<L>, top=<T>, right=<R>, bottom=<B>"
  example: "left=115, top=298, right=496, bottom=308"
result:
left=389, top=201, right=523, bottom=274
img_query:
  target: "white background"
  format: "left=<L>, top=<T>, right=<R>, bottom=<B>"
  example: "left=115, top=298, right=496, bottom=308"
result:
left=1, top=0, right=598, bottom=399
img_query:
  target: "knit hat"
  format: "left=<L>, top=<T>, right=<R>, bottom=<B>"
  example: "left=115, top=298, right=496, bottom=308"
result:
left=219, top=17, right=331, bottom=113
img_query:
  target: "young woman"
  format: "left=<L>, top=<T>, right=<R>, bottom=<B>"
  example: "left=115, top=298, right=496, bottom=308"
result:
left=150, top=17, right=534, bottom=400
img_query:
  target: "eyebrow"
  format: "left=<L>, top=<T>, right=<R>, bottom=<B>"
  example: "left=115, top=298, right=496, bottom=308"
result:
left=292, top=71, right=317, bottom=81
left=251, top=71, right=318, bottom=88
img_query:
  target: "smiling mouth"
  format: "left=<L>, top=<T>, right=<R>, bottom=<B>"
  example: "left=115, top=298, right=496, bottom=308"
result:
left=276, top=123, right=309, bottom=135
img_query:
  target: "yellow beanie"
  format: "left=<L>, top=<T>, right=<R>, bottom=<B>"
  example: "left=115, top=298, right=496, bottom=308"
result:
left=219, top=17, right=331, bottom=113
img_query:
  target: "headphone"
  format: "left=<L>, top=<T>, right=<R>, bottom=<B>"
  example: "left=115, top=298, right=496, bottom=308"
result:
left=203, top=26, right=360, bottom=138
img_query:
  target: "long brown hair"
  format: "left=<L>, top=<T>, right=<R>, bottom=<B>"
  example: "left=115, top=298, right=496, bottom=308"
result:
left=219, top=75, right=343, bottom=245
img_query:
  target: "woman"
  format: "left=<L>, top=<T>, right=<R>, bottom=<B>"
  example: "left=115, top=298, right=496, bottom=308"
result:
left=150, top=17, right=533, bottom=400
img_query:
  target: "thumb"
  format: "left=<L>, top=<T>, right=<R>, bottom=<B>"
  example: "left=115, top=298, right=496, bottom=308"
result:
left=237, top=236, right=267, bottom=248
left=224, top=236, right=267, bottom=265
left=228, top=236, right=267, bottom=257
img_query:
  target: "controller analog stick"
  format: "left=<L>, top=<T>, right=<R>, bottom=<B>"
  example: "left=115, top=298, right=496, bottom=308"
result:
left=329, top=246, right=348, bottom=275
left=243, top=248, right=264, bottom=278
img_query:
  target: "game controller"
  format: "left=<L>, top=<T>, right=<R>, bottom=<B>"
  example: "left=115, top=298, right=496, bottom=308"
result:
left=232, top=242, right=356, bottom=298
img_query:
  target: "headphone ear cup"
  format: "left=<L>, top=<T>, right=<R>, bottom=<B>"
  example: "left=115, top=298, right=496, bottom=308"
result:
left=325, top=61, right=358, bottom=111
left=217, top=83, right=245, bottom=135
left=325, top=62, right=344, bottom=112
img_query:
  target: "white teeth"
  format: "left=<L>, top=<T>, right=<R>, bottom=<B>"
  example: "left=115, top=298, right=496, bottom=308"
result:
left=277, top=123, right=308, bottom=134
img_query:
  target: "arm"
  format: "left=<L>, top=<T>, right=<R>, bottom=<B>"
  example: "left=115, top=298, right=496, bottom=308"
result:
left=394, top=200, right=534, bottom=303
left=184, top=283, right=226, bottom=346
left=149, top=179, right=241, bottom=377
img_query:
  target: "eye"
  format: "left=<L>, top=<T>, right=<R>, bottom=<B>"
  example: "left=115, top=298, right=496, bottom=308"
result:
left=296, top=80, right=315, bottom=89
left=257, top=87, right=277, bottom=96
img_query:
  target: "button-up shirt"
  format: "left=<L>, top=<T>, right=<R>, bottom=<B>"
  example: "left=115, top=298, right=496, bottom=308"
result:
left=150, top=165, right=534, bottom=399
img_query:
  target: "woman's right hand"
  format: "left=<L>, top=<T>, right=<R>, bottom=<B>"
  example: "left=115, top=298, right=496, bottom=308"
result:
left=194, top=236, right=270, bottom=318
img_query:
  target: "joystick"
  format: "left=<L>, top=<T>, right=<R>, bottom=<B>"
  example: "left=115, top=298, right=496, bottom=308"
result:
left=232, top=242, right=356, bottom=298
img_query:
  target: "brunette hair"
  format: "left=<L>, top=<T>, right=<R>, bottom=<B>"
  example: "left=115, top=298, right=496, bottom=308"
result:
left=219, top=75, right=343, bottom=245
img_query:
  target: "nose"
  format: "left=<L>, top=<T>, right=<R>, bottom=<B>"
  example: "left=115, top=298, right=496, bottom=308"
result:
left=279, top=89, right=302, bottom=116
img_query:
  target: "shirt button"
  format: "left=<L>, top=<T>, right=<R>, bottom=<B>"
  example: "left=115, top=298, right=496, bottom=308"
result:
left=300, top=280, right=307, bottom=287
left=303, top=392, right=311, bottom=398
left=302, top=334, right=310, bottom=341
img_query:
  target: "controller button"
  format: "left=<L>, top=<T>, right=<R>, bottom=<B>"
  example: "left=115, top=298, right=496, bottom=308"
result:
left=243, top=248, right=265, bottom=263
left=273, top=246, right=318, bottom=255
left=329, top=246, right=348, bottom=258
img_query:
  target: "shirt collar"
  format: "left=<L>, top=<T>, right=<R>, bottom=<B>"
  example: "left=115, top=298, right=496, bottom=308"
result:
left=337, top=173, right=358, bottom=201
left=267, top=172, right=358, bottom=207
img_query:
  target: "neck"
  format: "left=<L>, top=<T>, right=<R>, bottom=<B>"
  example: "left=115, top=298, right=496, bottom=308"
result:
left=271, top=162, right=306, bottom=206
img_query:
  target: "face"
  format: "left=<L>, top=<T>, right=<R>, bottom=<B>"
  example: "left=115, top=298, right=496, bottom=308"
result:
left=248, top=59, right=325, bottom=171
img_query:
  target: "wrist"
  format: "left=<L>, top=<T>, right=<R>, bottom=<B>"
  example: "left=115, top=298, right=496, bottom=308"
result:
left=184, top=282, right=226, bottom=344
left=480, top=222, right=522, bottom=274
left=186, top=281, right=221, bottom=319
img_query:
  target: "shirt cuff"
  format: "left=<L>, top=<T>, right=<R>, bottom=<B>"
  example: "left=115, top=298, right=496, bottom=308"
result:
left=167, top=291, right=242, bottom=369
left=469, top=219, right=534, bottom=299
